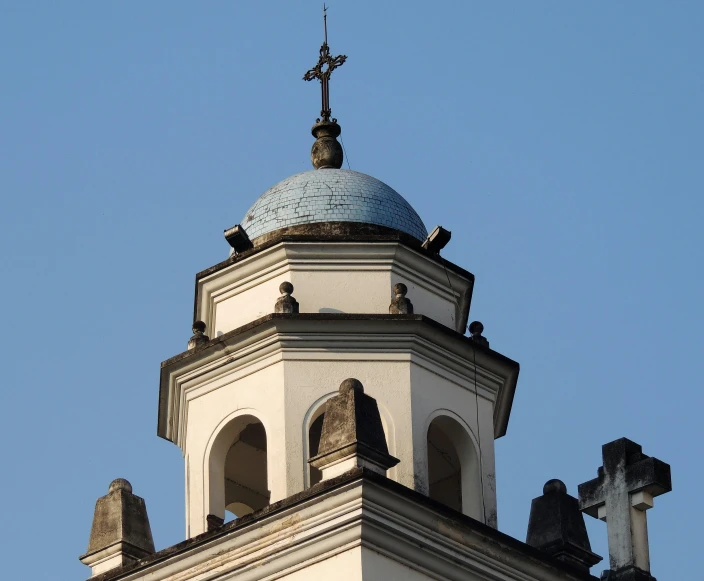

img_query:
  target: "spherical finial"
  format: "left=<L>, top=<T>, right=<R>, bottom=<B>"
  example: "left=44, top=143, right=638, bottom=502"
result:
left=339, top=378, right=364, bottom=394
left=389, top=282, right=413, bottom=314
left=543, top=479, right=567, bottom=495
left=109, top=478, right=133, bottom=494
left=188, top=320, right=210, bottom=350
left=275, top=281, right=299, bottom=314
left=393, top=283, right=408, bottom=297
left=469, top=321, right=484, bottom=335
left=468, top=321, right=490, bottom=347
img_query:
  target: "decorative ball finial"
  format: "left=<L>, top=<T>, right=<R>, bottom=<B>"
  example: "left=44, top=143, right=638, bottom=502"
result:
left=109, top=478, right=133, bottom=494
left=275, top=281, right=300, bottom=314
left=188, top=320, right=210, bottom=351
left=469, top=320, right=490, bottom=348
left=543, top=479, right=567, bottom=495
left=339, top=378, right=364, bottom=394
left=389, top=282, right=414, bottom=315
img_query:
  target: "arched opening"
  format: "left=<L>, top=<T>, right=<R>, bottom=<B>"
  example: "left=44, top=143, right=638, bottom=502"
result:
left=209, top=414, right=270, bottom=523
left=224, top=420, right=269, bottom=518
left=308, top=407, right=326, bottom=487
left=427, top=415, right=482, bottom=520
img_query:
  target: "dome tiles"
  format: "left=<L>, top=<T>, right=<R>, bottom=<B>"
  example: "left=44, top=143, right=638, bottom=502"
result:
left=241, top=169, right=428, bottom=242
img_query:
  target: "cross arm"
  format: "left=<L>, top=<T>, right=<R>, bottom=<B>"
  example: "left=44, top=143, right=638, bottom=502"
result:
left=578, top=470, right=606, bottom=518
left=303, top=67, right=321, bottom=82
left=578, top=438, right=672, bottom=519
left=626, top=456, right=672, bottom=498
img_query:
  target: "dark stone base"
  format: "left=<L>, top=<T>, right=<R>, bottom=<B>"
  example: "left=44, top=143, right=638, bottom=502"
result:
left=601, top=566, right=657, bottom=581
left=206, top=514, right=224, bottom=532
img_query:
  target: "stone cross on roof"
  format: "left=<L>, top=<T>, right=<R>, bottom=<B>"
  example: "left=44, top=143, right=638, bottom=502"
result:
left=578, top=438, right=672, bottom=580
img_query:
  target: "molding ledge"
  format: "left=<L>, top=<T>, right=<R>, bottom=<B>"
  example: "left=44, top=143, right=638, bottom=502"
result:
left=88, top=470, right=594, bottom=581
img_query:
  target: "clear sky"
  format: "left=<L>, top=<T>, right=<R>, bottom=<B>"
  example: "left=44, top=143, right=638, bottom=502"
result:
left=1, top=2, right=701, bottom=578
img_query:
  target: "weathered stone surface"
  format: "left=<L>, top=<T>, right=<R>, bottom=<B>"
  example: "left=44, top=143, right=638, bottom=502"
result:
left=196, top=222, right=473, bottom=289
left=311, top=120, right=343, bottom=169
left=309, top=378, right=399, bottom=476
left=87, top=469, right=595, bottom=581
left=526, top=479, right=602, bottom=573
left=206, top=514, right=224, bottom=532
left=187, top=321, right=209, bottom=351
left=274, top=281, right=299, bottom=314
left=389, top=283, right=413, bottom=314
left=600, top=566, right=658, bottom=581
left=579, top=439, right=671, bottom=576
left=80, top=479, right=154, bottom=577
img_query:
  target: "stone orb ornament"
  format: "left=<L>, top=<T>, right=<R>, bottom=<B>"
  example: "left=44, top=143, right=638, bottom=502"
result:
left=311, top=120, right=343, bottom=169
left=109, top=478, right=133, bottom=494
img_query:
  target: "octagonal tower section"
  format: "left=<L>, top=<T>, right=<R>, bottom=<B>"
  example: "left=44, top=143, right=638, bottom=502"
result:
left=158, top=220, right=518, bottom=538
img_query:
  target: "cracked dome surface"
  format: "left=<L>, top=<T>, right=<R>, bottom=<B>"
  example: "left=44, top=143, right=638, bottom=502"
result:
left=241, top=169, right=428, bottom=242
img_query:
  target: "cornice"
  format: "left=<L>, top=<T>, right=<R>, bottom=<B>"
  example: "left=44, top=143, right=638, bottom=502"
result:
left=196, top=222, right=474, bottom=282
left=158, top=313, right=519, bottom=445
left=192, top=223, right=475, bottom=327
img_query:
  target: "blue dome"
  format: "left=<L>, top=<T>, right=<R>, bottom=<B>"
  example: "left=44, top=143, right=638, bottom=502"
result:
left=241, top=169, right=428, bottom=242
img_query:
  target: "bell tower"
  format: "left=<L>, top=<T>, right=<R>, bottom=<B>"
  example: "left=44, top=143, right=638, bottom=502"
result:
left=156, top=20, right=519, bottom=539
left=79, top=13, right=677, bottom=581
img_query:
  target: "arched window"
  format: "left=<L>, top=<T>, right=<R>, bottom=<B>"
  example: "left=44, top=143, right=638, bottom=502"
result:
left=209, top=414, right=270, bottom=522
left=426, top=415, right=482, bottom=520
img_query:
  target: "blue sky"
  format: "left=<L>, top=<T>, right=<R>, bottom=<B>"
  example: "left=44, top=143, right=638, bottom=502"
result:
left=1, top=2, right=701, bottom=578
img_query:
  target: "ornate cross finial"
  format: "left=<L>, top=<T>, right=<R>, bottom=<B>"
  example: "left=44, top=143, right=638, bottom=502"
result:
left=303, top=5, right=347, bottom=123
left=578, top=438, right=672, bottom=580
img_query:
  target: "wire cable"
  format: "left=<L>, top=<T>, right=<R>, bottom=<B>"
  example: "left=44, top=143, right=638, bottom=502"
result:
left=440, top=258, right=463, bottom=331
left=472, top=343, right=488, bottom=524
left=340, top=136, right=351, bottom=169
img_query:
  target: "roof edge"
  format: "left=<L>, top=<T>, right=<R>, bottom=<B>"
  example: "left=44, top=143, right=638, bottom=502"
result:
left=86, top=468, right=596, bottom=581
left=157, top=312, right=519, bottom=441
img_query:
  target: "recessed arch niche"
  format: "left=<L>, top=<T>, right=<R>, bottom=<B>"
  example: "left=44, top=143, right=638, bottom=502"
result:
left=208, top=413, right=270, bottom=521
left=426, top=414, right=483, bottom=520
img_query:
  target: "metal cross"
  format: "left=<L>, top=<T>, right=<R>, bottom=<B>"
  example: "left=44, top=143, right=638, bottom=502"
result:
left=578, top=438, right=671, bottom=575
left=303, top=5, right=347, bottom=123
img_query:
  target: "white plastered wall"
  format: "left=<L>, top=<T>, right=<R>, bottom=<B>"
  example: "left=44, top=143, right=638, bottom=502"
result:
left=197, top=242, right=470, bottom=335
left=183, top=359, right=287, bottom=538
left=410, top=359, right=498, bottom=527
left=283, top=359, right=411, bottom=492
left=178, top=340, right=501, bottom=536
left=280, top=546, right=363, bottom=581
left=361, top=546, right=441, bottom=581
left=181, top=355, right=414, bottom=537
left=173, top=240, right=502, bottom=538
